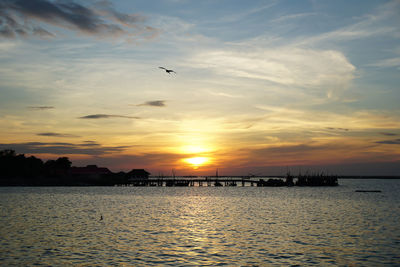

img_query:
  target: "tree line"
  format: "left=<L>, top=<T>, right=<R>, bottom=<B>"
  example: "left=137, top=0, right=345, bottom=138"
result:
left=0, top=149, right=126, bottom=186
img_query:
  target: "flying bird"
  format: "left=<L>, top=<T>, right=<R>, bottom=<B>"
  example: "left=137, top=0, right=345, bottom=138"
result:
left=159, top=67, right=176, bottom=74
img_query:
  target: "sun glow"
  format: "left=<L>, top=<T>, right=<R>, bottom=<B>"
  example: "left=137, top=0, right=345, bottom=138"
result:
left=184, top=157, right=209, bottom=168
left=181, top=145, right=210, bottom=154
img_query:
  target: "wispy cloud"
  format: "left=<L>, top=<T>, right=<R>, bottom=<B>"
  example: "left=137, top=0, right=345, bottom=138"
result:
left=191, top=47, right=355, bottom=93
left=37, top=132, right=80, bottom=138
left=73, top=151, right=188, bottom=171
left=81, top=140, right=101, bottom=146
left=326, top=127, right=349, bottom=132
left=217, top=2, right=277, bottom=23
left=237, top=140, right=381, bottom=167
left=376, top=139, right=400, bottom=145
left=379, top=132, right=398, bottom=136
left=0, top=0, right=157, bottom=39
left=296, top=1, right=400, bottom=46
left=208, top=91, right=243, bottom=98
left=28, top=106, right=54, bottom=110
left=252, top=143, right=333, bottom=155
left=137, top=100, right=166, bottom=107
left=271, top=12, right=317, bottom=23
left=367, top=57, right=400, bottom=68
left=299, top=25, right=395, bottom=46
left=79, top=114, right=141, bottom=119
left=0, top=141, right=129, bottom=155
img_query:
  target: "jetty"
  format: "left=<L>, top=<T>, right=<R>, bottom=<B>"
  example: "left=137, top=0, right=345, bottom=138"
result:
left=117, top=175, right=339, bottom=187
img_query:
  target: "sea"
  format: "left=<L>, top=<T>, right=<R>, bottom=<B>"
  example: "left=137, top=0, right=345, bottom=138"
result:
left=0, top=179, right=399, bottom=266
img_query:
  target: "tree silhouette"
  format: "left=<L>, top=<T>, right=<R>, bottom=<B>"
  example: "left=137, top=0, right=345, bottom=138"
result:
left=0, top=150, right=44, bottom=180
left=44, top=157, right=71, bottom=177
left=55, top=157, right=72, bottom=169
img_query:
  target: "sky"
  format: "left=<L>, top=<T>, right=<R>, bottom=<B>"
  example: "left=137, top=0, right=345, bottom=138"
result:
left=1, top=0, right=400, bottom=176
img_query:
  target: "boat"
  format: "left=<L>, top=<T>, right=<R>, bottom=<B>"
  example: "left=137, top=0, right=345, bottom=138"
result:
left=214, top=181, right=223, bottom=186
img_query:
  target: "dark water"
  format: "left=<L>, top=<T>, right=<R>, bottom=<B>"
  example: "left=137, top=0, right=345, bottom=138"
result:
left=1, top=179, right=400, bottom=266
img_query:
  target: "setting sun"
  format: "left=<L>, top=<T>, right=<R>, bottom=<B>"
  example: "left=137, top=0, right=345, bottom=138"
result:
left=183, top=157, right=209, bottom=168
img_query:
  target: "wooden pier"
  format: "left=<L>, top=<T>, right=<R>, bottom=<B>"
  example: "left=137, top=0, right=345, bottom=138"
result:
left=122, top=177, right=258, bottom=187
left=118, top=175, right=338, bottom=187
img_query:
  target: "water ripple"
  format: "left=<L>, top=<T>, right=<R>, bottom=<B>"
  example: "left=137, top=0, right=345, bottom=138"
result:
left=1, top=180, right=400, bottom=265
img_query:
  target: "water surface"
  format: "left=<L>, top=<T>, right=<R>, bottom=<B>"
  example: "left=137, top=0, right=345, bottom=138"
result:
left=1, top=179, right=400, bottom=266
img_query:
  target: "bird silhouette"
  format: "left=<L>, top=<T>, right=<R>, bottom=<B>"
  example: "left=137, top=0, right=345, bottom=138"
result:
left=159, top=67, right=176, bottom=74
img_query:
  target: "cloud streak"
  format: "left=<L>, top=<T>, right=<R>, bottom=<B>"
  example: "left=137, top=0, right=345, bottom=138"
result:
left=292, top=1, right=400, bottom=48
left=379, top=132, right=398, bottom=136
left=368, top=57, right=400, bottom=68
left=0, top=0, right=157, bottom=39
left=271, top=12, right=317, bottom=24
left=191, top=47, right=355, bottom=93
left=37, top=132, right=80, bottom=138
left=28, top=106, right=54, bottom=110
left=79, top=114, right=140, bottom=119
left=72, top=151, right=190, bottom=172
left=0, top=141, right=129, bottom=155
left=376, top=139, right=400, bottom=145
left=137, top=100, right=166, bottom=107
left=326, top=127, right=349, bottom=132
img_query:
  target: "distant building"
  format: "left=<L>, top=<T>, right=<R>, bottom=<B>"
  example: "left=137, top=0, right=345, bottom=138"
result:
left=69, top=165, right=111, bottom=179
left=126, top=169, right=150, bottom=181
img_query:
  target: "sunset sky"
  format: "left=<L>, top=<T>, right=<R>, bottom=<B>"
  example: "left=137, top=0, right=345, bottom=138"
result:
left=1, top=0, right=400, bottom=175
